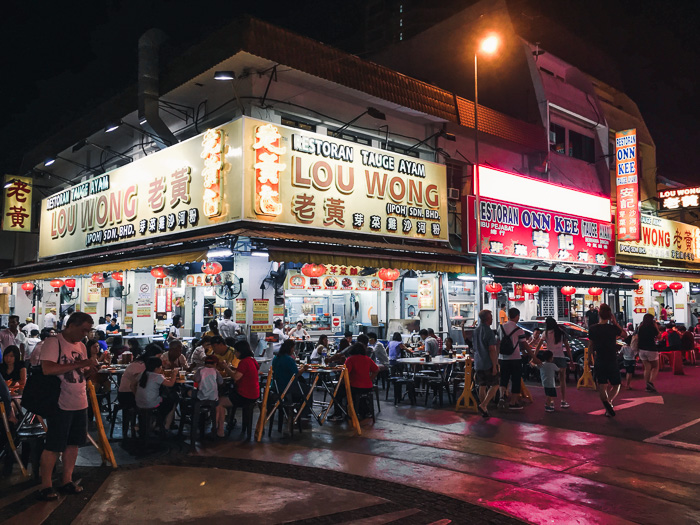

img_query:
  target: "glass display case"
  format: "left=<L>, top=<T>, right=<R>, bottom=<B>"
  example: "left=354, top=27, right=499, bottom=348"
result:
left=285, top=294, right=334, bottom=331
left=448, top=278, right=477, bottom=328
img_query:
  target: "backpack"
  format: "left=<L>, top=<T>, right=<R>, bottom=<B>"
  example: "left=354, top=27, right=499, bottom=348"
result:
left=667, top=330, right=681, bottom=351
left=21, top=339, right=62, bottom=418
left=499, top=325, right=520, bottom=356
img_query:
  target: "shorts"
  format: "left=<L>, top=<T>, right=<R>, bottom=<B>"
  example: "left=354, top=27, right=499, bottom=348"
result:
left=45, top=408, right=88, bottom=452
left=639, top=350, right=659, bottom=362
left=544, top=387, right=557, bottom=397
left=553, top=357, right=569, bottom=369
left=594, top=364, right=621, bottom=386
left=623, top=359, right=636, bottom=374
left=499, top=359, right=522, bottom=394
left=475, top=369, right=500, bottom=387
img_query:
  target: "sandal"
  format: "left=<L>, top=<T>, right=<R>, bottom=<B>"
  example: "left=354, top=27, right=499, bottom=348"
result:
left=58, top=481, right=84, bottom=495
left=37, top=487, right=59, bottom=501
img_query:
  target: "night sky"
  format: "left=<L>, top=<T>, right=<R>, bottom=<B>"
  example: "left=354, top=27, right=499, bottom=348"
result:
left=2, top=0, right=697, bottom=185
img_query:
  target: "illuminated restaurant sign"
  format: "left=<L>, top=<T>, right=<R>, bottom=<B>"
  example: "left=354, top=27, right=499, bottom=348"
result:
left=39, top=117, right=447, bottom=258
left=617, top=213, right=700, bottom=265
left=286, top=268, right=390, bottom=291
left=3, top=175, right=33, bottom=233
left=467, top=195, right=614, bottom=265
left=658, top=186, right=700, bottom=211
left=243, top=118, right=448, bottom=241
left=615, top=129, right=640, bottom=241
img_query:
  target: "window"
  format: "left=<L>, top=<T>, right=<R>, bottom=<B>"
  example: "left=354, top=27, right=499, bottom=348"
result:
left=568, top=130, right=595, bottom=163
left=550, top=123, right=565, bottom=154
left=281, top=117, right=315, bottom=132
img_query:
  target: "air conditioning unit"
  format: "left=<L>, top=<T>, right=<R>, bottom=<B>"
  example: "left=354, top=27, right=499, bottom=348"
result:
left=447, top=187, right=461, bottom=200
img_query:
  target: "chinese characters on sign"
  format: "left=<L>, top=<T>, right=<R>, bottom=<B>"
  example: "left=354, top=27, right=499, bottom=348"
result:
left=615, top=129, right=639, bottom=241
left=201, top=129, right=228, bottom=218
left=248, top=120, right=448, bottom=241
left=467, top=196, right=615, bottom=265
left=617, top=214, right=700, bottom=266
left=2, top=175, right=32, bottom=232
left=658, top=186, right=700, bottom=211
left=254, top=124, right=284, bottom=216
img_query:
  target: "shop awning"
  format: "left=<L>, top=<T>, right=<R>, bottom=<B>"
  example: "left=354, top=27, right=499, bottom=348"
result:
left=485, top=257, right=639, bottom=290
left=239, top=229, right=475, bottom=273
left=629, top=270, right=700, bottom=283
left=1, top=249, right=208, bottom=283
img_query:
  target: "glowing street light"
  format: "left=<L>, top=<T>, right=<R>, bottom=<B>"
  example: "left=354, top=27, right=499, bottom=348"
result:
left=474, top=34, right=500, bottom=316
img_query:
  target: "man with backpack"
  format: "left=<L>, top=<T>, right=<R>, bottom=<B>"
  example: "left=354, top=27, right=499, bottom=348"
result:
left=663, top=323, right=681, bottom=351
left=498, top=308, right=537, bottom=410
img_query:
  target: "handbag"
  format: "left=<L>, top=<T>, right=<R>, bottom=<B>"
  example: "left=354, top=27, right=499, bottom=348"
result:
left=630, top=333, right=639, bottom=352
left=21, top=339, right=62, bottom=417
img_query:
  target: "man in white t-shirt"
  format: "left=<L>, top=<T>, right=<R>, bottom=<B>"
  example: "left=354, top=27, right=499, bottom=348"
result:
left=23, top=317, right=40, bottom=336
left=43, top=309, right=57, bottom=330
left=497, top=307, right=536, bottom=410
left=38, top=312, right=97, bottom=500
left=218, top=309, right=239, bottom=339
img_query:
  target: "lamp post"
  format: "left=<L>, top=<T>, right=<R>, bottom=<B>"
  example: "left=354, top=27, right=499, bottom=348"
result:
left=474, top=34, right=499, bottom=316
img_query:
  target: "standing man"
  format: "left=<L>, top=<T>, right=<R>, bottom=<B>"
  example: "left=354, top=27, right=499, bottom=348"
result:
left=0, top=315, right=26, bottom=359
left=589, top=304, right=625, bottom=417
left=497, top=308, right=536, bottom=410
left=659, top=304, right=668, bottom=322
left=472, top=310, right=500, bottom=417
left=218, top=308, right=240, bottom=339
left=44, top=308, right=58, bottom=330
left=38, top=312, right=98, bottom=500
left=498, top=304, right=508, bottom=326
left=23, top=316, right=40, bottom=336
left=585, top=304, right=599, bottom=328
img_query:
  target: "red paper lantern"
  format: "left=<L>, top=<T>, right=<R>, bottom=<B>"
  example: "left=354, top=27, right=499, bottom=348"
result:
left=669, top=282, right=683, bottom=291
left=588, top=287, right=603, bottom=296
left=21, top=282, right=34, bottom=292
left=91, top=273, right=105, bottom=283
left=378, top=268, right=400, bottom=282
left=653, top=282, right=668, bottom=292
left=485, top=282, right=503, bottom=298
left=523, top=283, right=539, bottom=300
left=301, top=263, right=326, bottom=278
left=111, top=272, right=123, bottom=283
left=560, top=286, right=576, bottom=301
left=50, top=279, right=64, bottom=289
left=151, top=267, right=168, bottom=279
left=64, top=278, right=76, bottom=288
left=202, top=261, right=223, bottom=275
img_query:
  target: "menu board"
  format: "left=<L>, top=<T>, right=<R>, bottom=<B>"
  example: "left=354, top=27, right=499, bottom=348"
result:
left=235, top=298, right=247, bottom=324
left=253, top=299, right=269, bottom=324
left=84, top=286, right=102, bottom=303
left=285, top=271, right=386, bottom=291
left=418, top=277, right=435, bottom=310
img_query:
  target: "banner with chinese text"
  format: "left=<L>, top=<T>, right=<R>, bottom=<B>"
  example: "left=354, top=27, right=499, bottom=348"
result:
left=617, top=214, right=700, bottom=267
left=615, top=129, right=639, bottom=241
left=467, top=196, right=615, bottom=265
left=243, top=118, right=448, bottom=242
left=3, top=175, right=32, bottom=232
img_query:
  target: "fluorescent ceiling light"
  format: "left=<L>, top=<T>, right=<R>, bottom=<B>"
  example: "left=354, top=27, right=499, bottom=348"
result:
left=214, top=71, right=235, bottom=81
left=251, top=251, right=268, bottom=257
left=207, top=248, right=233, bottom=258
left=44, top=157, right=56, bottom=166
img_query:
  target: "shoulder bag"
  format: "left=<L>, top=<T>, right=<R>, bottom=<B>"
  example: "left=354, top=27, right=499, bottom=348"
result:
left=21, top=339, right=62, bottom=417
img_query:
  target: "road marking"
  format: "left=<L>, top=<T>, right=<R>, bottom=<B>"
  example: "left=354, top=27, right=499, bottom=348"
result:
left=643, top=417, right=700, bottom=452
left=588, top=396, right=664, bottom=415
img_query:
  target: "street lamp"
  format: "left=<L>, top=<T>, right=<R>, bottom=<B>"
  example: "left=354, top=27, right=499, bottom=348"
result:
left=474, top=34, right=499, bottom=316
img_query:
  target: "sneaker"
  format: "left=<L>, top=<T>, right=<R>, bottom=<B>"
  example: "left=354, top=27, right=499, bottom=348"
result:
left=603, top=401, right=615, bottom=417
left=508, top=404, right=524, bottom=410
left=328, top=414, right=344, bottom=422
left=560, top=401, right=570, bottom=409
left=545, top=405, right=555, bottom=412
left=646, top=382, right=657, bottom=393
left=497, top=399, right=507, bottom=409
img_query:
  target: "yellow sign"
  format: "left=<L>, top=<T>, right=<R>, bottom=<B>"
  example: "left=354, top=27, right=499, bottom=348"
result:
left=137, top=307, right=151, bottom=318
left=83, top=304, right=97, bottom=314
left=418, top=277, right=436, bottom=310
left=236, top=298, right=247, bottom=324
left=242, top=118, right=448, bottom=241
left=617, top=213, right=700, bottom=268
left=3, top=175, right=33, bottom=233
left=273, top=305, right=284, bottom=317
left=253, top=298, right=269, bottom=324
left=250, top=324, right=272, bottom=332
left=38, top=120, right=244, bottom=258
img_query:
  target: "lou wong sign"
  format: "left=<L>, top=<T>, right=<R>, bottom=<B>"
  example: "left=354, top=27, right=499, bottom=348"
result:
left=38, top=120, right=245, bottom=258
left=467, top=195, right=615, bottom=265
left=658, top=186, right=700, bottom=211
left=617, top=213, right=700, bottom=265
left=615, top=129, right=640, bottom=242
left=243, top=118, right=449, bottom=242
left=2, top=175, right=33, bottom=233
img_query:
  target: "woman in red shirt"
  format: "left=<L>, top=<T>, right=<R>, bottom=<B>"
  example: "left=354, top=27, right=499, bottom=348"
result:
left=221, top=340, right=260, bottom=441
left=329, top=343, right=378, bottom=421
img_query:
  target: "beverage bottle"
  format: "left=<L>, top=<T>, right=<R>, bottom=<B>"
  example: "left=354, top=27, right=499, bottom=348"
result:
left=321, top=348, right=327, bottom=366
